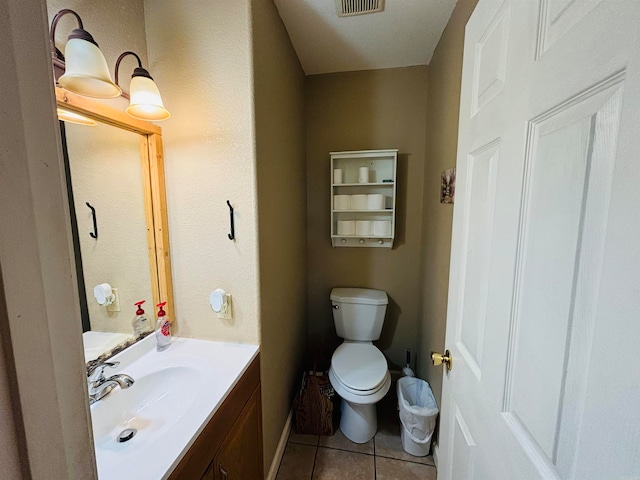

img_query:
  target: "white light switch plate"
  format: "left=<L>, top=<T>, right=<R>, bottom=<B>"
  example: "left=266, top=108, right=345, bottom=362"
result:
left=218, top=294, right=233, bottom=320
left=107, top=288, right=121, bottom=312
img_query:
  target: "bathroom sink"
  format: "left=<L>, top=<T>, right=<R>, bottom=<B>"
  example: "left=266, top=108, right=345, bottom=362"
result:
left=88, top=335, right=259, bottom=480
left=91, top=365, right=201, bottom=452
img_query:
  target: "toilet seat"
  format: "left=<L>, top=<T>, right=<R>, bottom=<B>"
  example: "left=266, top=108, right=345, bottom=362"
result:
left=332, top=343, right=388, bottom=391
left=329, top=367, right=391, bottom=406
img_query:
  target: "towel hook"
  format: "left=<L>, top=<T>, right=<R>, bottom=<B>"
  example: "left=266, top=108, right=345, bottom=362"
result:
left=226, top=200, right=235, bottom=240
left=86, top=202, right=98, bottom=239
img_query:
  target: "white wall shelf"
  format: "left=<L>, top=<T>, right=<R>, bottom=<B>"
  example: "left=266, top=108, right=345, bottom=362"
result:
left=332, top=182, right=395, bottom=187
left=332, top=209, right=392, bottom=213
left=331, top=149, right=398, bottom=248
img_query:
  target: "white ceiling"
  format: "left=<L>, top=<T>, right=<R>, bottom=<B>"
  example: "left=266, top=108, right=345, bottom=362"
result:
left=273, top=0, right=458, bottom=75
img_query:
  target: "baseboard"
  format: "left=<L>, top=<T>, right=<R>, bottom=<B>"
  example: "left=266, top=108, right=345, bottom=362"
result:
left=266, top=409, right=293, bottom=480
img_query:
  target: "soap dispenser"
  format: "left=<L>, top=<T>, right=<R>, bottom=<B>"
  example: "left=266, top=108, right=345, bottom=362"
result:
left=132, top=300, right=150, bottom=336
left=155, top=301, right=171, bottom=351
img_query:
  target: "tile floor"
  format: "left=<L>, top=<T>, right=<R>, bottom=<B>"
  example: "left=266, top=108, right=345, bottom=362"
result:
left=275, top=389, right=436, bottom=480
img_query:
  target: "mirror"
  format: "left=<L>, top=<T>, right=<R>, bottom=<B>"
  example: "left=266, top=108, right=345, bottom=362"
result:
left=57, top=87, right=174, bottom=363
left=63, top=121, right=154, bottom=359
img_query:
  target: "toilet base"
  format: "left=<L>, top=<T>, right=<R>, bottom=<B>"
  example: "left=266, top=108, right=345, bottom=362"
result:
left=340, top=399, right=377, bottom=444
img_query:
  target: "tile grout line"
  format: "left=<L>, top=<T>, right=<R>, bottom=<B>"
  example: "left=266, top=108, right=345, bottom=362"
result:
left=286, top=431, right=435, bottom=478
left=317, top=445, right=375, bottom=456
left=375, top=452, right=436, bottom=467
left=309, top=437, right=320, bottom=480
left=373, top=432, right=377, bottom=480
left=315, top=438, right=436, bottom=464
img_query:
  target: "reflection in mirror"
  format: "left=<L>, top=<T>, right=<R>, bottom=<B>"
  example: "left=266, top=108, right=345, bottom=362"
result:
left=56, top=86, right=174, bottom=367
left=62, top=121, right=154, bottom=362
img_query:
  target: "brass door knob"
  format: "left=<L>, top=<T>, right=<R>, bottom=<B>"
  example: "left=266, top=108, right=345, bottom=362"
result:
left=431, top=350, right=452, bottom=371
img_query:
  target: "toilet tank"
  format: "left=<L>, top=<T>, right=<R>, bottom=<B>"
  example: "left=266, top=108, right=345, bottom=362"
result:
left=330, top=288, right=388, bottom=341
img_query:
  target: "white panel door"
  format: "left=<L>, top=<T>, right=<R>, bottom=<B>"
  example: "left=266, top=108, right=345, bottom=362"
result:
left=438, top=0, right=640, bottom=479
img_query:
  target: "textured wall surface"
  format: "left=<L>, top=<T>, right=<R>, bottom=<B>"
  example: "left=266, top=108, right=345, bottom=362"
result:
left=417, top=0, right=478, bottom=404
left=252, top=0, right=307, bottom=472
left=305, top=67, right=428, bottom=370
left=65, top=123, right=153, bottom=335
left=1, top=0, right=95, bottom=476
left=144, top=0, right=260, bottom=343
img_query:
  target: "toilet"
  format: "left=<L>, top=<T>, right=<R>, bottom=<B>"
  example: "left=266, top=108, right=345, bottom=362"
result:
left=328, top=288, right=391, bottom=444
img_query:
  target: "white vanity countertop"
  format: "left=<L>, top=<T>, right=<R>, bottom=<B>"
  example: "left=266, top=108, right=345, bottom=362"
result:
left=90, top=335, right=259, bottom=480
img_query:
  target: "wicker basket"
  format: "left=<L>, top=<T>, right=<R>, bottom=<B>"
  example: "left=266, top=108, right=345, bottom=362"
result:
left=294, top=360, right=339, bottom=436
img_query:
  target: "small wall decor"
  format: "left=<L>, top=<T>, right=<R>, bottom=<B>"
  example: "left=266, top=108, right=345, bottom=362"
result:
left=441, top=167, right=456, bottom=204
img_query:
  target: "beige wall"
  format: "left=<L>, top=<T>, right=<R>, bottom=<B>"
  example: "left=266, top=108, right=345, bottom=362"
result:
left=252, top=0, right=307, bottom=472
left=146, top=2, right=308, bottom=472
left=417, top=0, right=478, bottom=404
left=306, top=67, right=428, bottom=370
left=65, top=123, right=153, bottom=335
left=144, top=0, right=260, bottom=343
left=1, top=0, right=95, bottom=477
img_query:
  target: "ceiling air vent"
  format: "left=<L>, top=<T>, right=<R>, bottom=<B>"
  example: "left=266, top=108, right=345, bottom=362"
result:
left=335, top=0, right=385, bottom=17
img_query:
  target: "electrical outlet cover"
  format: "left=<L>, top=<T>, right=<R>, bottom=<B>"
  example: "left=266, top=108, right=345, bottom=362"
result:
left=107, top=288, right=121, bottom=312
left=218, top=294, right=233, bottom=320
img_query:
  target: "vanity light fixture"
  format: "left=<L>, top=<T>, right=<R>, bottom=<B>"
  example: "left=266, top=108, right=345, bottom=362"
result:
left=56, top=107, right=97, bottom=126
left=115, top=51, right=170, bottom=121
left=50, top=9, right=121, bottom=98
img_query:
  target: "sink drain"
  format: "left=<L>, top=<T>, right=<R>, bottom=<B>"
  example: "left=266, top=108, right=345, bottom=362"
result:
left=116, top=428, right=137, bottom=443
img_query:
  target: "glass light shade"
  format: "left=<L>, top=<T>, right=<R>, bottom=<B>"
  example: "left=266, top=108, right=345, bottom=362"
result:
left=58, top=38, right=121, bottom=98
left=126, top=76, right=170, bottom=121
left=56, top=108, right=97, bottom=126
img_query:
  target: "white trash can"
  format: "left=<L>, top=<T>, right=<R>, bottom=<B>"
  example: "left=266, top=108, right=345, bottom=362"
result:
left=397, top=376, right=439, bottom=456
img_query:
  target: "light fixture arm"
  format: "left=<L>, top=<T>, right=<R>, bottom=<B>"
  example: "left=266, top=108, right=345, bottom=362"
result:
left=114, top=51, right=144, bottom=87
left=50, top=9, right=102, bottom=61
left=50, top=9, right=83, bottom=61
left=50, top=9, right=121, bottom=99
left=51, top=8, right=84, bottom=30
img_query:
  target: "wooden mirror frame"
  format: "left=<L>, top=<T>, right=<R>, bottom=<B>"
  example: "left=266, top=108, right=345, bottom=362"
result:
left=56, top=86, right=175, bottom=323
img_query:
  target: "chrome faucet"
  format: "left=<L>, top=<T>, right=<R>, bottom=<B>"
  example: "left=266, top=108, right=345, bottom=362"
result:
left=87, top=361, right=134, bottom=404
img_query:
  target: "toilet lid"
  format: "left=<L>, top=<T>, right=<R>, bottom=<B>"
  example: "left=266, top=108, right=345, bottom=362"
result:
left=332, top=343, right=388, bottom=391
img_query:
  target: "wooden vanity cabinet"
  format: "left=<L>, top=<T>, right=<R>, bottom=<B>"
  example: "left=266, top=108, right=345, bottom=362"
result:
left=169, top=355, right=263, bottom=480
left=211, top=386, right=262, bottom=479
